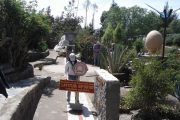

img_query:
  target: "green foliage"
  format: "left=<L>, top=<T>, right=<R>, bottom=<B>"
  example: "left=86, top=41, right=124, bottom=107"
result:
left=37, top=41, right=48, bottom=52
left=49, top=0, right=82, bottom=46
left=134, top=38, right=144, bottom=53
left=75, top=27, right=96, bottom=63
left=100, top=5, right=120, bottom=29
left=27, top=13, right=51, bottom=49
left=168, top=19, right=180, bottom=34
left=113, top=23, right=123, bottom=43
left=61, top=0, right=82, bottom=32
left=102, top=23, right=113, bottom=45
left=165, top=47, right=180, bottom=100
left=175, top=73, right=180, bottom=99
left=166, top=34, right=180, bottom=46
left=142, top=11, right=162, bottom=34
left=0, top=0, right=51, bottom=68
left=100, top=5, right=161, bottom=40
left=165, top=47, right=180, bottom=71
left=101, top=45, right=133, bottom=74
left=75, top=27, right=95, bottom=47
left=173, top=34, right=180, bottom=46
left=166, top=35, right=174, bottom=46
left=125, top=58, right=175, bottom=111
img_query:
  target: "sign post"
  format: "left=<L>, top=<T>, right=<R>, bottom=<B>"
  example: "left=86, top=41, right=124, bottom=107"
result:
left=60, top=62, right=89, bottom=110
left=73, top=62, right=88, bottom=104
left=59, top=80, right=94, bottom=93
left=75, top=76, right=80, bottom=104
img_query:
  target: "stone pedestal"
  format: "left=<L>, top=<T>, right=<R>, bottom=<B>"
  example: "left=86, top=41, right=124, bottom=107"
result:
left=65, top=32, right=76, bottom=45
left=94, top=69, right=120, bottom=120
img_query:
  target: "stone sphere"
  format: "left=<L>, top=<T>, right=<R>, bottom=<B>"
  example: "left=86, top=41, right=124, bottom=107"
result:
left=145, top=30, right=163, bottom=54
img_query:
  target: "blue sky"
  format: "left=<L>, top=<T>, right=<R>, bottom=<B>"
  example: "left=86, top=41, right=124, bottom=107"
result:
left=25, top=0, right=180, bottom=29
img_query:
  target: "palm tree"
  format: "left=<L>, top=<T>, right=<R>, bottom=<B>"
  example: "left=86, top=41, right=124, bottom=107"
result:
left=83, top=0, right=91, bottom=28
left=91, top=3, right=98, bottom=29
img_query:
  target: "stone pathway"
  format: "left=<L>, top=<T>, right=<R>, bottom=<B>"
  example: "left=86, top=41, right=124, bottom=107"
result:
left=33, top=50, right=98, bottom=120
left=33, top=50, right=158, bottom=120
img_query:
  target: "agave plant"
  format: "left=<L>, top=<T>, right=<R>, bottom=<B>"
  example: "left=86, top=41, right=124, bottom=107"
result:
left=101, top=45, right=129, bottom=74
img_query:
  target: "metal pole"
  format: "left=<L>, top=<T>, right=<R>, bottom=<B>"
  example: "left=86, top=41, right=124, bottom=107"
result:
left=75, top=76, right=80, bottom=103
left=162, top=19, right=167, bottom=60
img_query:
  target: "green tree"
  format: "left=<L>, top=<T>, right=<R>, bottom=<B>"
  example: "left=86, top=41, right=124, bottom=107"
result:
left=49, top=0, right=82, bottom=47
left=125, top=58, right=175, bottom=114
left=27, top=13, right=50, bottom=50
left=113, top=23, right=124, bottom=43
left=75, top=26, right=96, bottom=63
left=142, top=11, right=161, bottom=34
left=100, top=5, right=162, bottom=41
left=125, top=6, right=147, bottom=39
left=0, top=0, right=50, bottom=68
left=134, top=38, right=144, bottom=53
left=100, top=5, right=120, bottom=30
left=168, top=19, right=180, bottom=33
left=59, top=0, right=82, bottom=32
left=102, top=22, right=113, bottom=45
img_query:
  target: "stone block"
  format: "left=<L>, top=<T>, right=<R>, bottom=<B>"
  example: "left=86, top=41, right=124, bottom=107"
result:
left=0, top=77, right=51, bottom=120
left=94, top=69, right=120, bottom=120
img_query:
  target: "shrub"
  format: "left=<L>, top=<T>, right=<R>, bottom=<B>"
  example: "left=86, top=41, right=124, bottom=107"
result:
left=37, top=41, right=48, bottom=52
left=125, top=58, right=175, bottom=111
left=165, top=47, right=180, bottom=100
left=134, top=38, right=144, bottom=53
left=75, top=28, right=95, bottom=63
left=173, top=34, right=180, bottom=46
left=166, top=35, right=174, bottom=46
left=166, top=34, right=180, bottom=46
left=165, top=47, right=180, bottom=71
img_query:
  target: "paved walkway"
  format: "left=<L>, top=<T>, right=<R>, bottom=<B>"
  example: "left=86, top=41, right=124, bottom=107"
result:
left=32, top=50, right=180, bottom=120
left=33, top=50, right=99, bottom=120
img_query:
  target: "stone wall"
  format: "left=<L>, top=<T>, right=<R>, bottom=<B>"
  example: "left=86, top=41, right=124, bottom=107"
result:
left=94, top=69, right=120, bottom=120
left=0, top=77, right=51, bottom=120
left=6, top=64, right=34, bottom=83
left=0, top=63, right=34, bottom=83
left=26, top=50, right=49, bottom=62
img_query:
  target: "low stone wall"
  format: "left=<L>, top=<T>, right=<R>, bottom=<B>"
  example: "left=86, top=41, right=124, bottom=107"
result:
left=0, top=63, right=34, bottom=83
left=26, top=50, right=49, bottom=62
left=94, top=69, right=120, bottom=120
left=0, top=77, right=51, bottom=120
left=7, top=64, right=34, bottom=83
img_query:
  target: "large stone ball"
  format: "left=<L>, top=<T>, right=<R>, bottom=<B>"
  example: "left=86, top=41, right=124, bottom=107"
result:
left=145, top=30, right=163, bottom=54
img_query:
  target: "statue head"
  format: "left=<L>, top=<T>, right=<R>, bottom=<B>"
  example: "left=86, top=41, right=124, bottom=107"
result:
left=69, top=53, right=76, bottom=62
